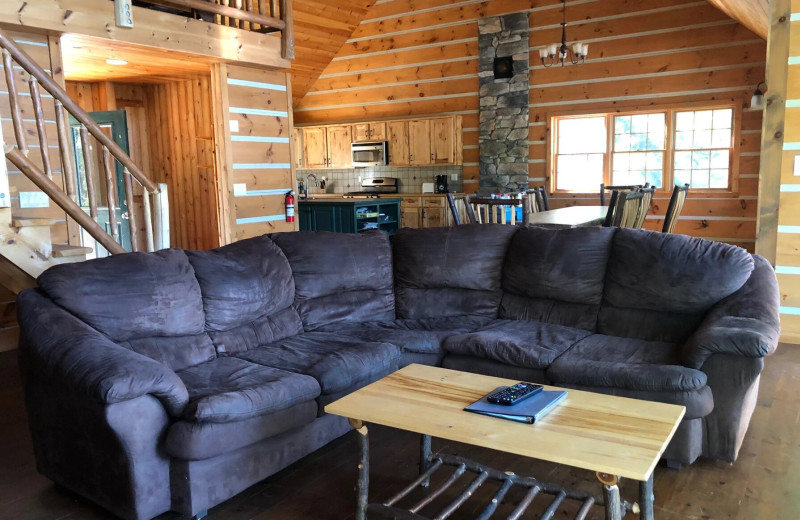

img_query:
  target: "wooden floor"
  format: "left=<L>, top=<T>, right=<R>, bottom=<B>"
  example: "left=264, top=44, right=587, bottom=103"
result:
left=2, top=346, right=800, bottom=520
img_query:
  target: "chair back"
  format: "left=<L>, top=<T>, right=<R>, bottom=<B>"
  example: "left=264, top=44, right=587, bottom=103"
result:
left=465, top=195, right=530, bottom=225
left=525, top=186, right=550, bottom=213
left=446, top=193, right=461, bottom=225
left=604, top=190, right=644, bottom=228
left=662, top=184, right=689, bottom=233
left=600, top=183, right=645, bottom=206
left=633, top=185, right=656, bottom=229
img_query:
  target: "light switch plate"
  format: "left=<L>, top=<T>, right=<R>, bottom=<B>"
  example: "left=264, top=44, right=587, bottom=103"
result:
left=233, top=183, right=247, bottom=196
left=451, top=173, right=458, bottom=181
left=230, top=120, right=239, bottom=133
left=794, top=155, right=800, bottom=177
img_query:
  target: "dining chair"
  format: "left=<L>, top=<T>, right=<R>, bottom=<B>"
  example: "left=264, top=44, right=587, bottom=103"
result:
left=525, top=186, right=550, bottom=213
left=600, top=183, right=646, bottom=206
left=465, top=195, right=530, bottom=225
left=446, top=192, right=464, bottom=226
left=633, top=185, right=656, bottom=229
left=662, top=184, right=689, bottom=233
left=603, top=190, right=644, bottom=228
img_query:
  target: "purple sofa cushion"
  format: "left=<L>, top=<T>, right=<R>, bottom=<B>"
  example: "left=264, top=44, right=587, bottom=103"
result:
left=187, top=235, right=295, bottom=332
left=37, top=249, right=204, bottom=342
left=273, top=230, right=395, bottom=330
left=393, top=224, right=517, bottom=319
left=118, top=333, right=216, bottom=372
left=500, top=226, right=615, bottom=330
left=208, top=307, right=304, bottom=356
left=443, top=319, right=591, bottom=369
left=177, top=357, right=320, bottom=423
left=236, top=332, right=400, bottom=395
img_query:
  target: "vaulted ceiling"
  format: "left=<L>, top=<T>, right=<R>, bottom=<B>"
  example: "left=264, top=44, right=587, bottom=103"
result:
left=288, top=0, right=375, bottom=106
left=706, top=0, right=768, bottom=39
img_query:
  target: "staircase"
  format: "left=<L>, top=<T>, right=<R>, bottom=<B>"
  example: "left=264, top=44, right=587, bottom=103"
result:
left=0, top=28, right=169, bottom=353
left=0, top=30, right=168, bottom=293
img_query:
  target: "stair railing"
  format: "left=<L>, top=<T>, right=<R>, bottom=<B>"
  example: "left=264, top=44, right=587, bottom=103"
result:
left=0, top=30, right=169, bottom=256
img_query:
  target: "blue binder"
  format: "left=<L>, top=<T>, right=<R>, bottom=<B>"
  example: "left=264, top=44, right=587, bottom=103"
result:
left=464, top=387, right=568, bottom=424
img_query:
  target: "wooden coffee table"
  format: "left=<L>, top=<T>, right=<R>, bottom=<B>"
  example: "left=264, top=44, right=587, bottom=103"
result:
left=325, top=364, right=685, bottom=520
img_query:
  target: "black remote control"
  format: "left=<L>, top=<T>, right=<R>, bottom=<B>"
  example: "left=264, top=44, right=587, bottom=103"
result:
left=486, top=383, right=543, bottom=405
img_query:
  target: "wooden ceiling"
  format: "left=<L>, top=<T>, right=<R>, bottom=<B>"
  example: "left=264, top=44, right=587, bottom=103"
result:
left=706, top=0, right=768, bottom=39
left=61, top=33, right=214, bottom=83
left=288, top=0, right=375, bottom=106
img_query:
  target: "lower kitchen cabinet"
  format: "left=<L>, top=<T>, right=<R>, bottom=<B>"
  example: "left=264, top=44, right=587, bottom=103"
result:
left=401, top=195, right=448, bottom=228
left=299, top=198, right=401, bottom=235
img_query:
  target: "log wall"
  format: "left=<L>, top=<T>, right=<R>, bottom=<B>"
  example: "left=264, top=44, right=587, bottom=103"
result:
left=294, top=0, right=767, bottom=250
left=212, top=64, right=296, bottom=242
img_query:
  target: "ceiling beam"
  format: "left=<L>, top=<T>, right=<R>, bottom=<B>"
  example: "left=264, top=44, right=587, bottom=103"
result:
left=705, top=0, right=768, bottom=39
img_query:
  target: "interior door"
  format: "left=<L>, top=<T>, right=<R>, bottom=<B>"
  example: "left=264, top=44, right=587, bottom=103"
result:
left=70, top=110, right=132, bottom=255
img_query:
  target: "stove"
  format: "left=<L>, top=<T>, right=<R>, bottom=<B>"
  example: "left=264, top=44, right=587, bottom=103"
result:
left=345, top=177, right=398, bottom=197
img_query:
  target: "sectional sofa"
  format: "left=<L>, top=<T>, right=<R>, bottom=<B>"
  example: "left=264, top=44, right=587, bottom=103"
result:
left=17, top=224, right=780, bottom=520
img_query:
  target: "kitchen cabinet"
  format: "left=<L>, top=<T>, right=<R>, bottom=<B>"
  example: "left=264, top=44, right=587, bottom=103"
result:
left=291, top=128, right=304, bottom=169
left=302, top=125, right=352, bottom=169
left=431, top=117, right=455, bottom=164
left=408, top=119, right=431, bottom=166
left=407, top=117, right=459, bottom=166
left=352, top=122, right=387, bottom=142
left=401, top=195, right=447, bottom=229
left=387, top=121, right=409, bottom=166
left=299, top=198, right=401, bottom=235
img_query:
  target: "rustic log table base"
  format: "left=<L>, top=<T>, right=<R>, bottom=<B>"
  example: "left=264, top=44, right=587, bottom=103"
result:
left=354, top=430, right=653, bottom=520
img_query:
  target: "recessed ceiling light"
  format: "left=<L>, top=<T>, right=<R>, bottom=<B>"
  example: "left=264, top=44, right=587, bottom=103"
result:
left=105, top=59, right=128, bottom=66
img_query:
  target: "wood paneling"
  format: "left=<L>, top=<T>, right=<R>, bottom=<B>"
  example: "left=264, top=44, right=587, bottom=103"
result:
left=145, top=77, right=220, bottom=250
left=215, top=64, right=296, bottom=242
left=296, top=0, right=766, bottom=250
left=706, top=0, right=769, bottom=39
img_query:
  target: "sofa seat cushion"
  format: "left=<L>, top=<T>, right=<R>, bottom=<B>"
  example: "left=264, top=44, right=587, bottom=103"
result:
left=547, top=335, right=713, bottom=419
left=177, top=357, right=321, bottom=423
left=318, top=316, right=494, bottom=354
left=165, top=401, right=318, bottom=460
left=236, top=332, right=401, bottom=395
left=443, top=320, right=591, bottom=369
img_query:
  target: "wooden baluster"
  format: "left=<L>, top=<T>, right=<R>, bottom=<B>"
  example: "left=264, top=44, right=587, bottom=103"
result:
left=280, top=0, right=294, bottom=59
left=28, top=76, right=52, bottom=178
left=142, top=188, right=155, bottom=252
left=123, top=168, right=139, bottom=252
left=102, top=148, right=120, bottom=243
left=79, top=127, right=99, bottom=220
left=3, top=50, right=28, bottom=155
left=269, top=0, right=277, bottom=17
left=54, top=101, right=78, bottom=203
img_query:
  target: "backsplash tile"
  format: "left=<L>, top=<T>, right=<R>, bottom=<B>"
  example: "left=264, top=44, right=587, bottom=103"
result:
left=297, top=165, right=463, bottom=194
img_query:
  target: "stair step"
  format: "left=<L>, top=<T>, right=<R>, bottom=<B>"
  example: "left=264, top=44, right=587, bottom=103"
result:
left=52, top=244, right=93, bottom=258
left=11, top=216, right=59, bottom=228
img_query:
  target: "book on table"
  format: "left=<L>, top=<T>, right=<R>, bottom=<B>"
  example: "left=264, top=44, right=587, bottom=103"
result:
left=464, top=387, right=567, bottom=424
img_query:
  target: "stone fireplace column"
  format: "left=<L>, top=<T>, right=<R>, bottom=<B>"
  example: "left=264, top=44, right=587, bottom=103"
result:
left=477, top=13, right=530, bottom=195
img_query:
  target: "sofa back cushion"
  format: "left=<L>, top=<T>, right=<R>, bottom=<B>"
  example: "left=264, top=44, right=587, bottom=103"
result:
left=393, top=225, right=517, bottom=319
left=500, top=226, right=615, bottom=330
left=598, top=229, right=754, bottom=342
left=118, top=334, right=216, bottom=372
left=273, top=230, right=395, bottom=330
left=38, top=248, right=205, bottom=342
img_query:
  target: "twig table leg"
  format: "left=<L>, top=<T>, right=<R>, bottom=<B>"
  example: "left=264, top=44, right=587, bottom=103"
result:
left=639, top=474, right=654, bottom=520
left=349, top=419, right=369, bottom=520
left=597, top=472, right=622, bottom=520
left=420, top=434, right=432, bottom=487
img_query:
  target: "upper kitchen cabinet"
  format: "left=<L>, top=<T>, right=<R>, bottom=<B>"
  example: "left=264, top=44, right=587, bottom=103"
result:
left=408, top=116, right=462, bottom=166
left=387, top=121, right=410, bottom=166
left=353, top=122, right=387, bottom=143
left=302, top=125, right=352, bottom=169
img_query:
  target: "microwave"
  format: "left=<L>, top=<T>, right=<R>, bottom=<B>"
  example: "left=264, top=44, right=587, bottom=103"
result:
left=351, top=141, right=388, bottom=167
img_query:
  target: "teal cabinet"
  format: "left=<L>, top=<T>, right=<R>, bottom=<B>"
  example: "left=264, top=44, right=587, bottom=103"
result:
left=299, top=198, right=401, bottom=235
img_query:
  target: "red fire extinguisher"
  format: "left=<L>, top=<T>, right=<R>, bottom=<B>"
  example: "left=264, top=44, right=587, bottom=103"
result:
left=285, top=190, right=295, bottom=223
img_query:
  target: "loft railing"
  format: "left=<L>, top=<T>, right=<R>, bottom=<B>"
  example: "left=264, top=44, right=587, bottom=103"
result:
left=139, top=0, right=295, bottom=59
left=0, top=30, right=168, bottom=256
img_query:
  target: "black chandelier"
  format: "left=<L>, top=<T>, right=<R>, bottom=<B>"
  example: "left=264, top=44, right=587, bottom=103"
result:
left=539, top=0, right=588, bottom=67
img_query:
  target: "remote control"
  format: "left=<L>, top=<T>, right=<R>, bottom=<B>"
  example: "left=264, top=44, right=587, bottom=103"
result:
left=486, top=382, right=543, bottom=405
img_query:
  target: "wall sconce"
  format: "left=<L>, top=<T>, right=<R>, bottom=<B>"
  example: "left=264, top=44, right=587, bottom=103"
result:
left=751, top=82, right=766, bottom=110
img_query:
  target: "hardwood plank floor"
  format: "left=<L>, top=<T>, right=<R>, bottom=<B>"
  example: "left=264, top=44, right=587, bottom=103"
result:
left=1, top=346, right=799, bottom=520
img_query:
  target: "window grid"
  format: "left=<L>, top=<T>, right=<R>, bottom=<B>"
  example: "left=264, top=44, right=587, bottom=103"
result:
left=549, top=104, right=738, bottom=194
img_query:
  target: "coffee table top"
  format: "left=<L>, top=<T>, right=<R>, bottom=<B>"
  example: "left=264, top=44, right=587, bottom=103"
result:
left=325, top=364, right=685, bottom=481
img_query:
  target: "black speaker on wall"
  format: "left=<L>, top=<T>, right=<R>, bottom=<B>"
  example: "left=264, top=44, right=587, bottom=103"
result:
left=493, top=56, right=514, bottom=79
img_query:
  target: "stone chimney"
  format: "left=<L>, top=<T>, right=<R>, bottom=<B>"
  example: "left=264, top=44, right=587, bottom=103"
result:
left=477, top=13, right=530, bottom=195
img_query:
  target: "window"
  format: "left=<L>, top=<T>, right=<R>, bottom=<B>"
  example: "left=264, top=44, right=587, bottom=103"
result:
left=551, top=104, right=737, bottom=193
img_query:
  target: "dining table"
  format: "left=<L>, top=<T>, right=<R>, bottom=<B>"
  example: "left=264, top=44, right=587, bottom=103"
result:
left=527, top=205, right=609, bottom=228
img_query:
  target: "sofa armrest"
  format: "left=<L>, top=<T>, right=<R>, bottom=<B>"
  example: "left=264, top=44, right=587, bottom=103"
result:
left=17, top=289, right=189, bottom=416
left=682, top=254, right=780, bottom=370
